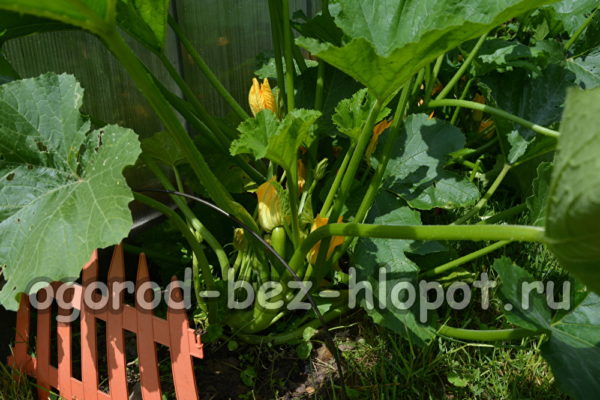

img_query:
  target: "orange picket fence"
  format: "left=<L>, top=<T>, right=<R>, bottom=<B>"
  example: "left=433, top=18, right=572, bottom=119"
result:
left=8, top=245, right=204, bottom=400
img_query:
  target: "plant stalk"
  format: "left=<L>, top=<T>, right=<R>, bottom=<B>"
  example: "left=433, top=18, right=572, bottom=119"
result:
left=429, top=99, right=560, bottom=138
left=436, top=32, right=488, bottom=100
left=168, top=15, right=250, bottom=120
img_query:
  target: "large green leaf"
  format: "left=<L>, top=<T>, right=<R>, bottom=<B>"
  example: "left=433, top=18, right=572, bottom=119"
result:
left=116, top=0, right=170, bottom=51
left=545, top=0, right=598, bottom=35
left=231, top=109, right=321, bottom=173
left=0, top=11, right=72, bottom=44
left=480, top=64, right=569, bottom=163
left=298, top=0, right=557, bottom=100
left=353, top=191, right=435, bottom=344
left=542, top=292, right=600, bottom=400
left=493, top=256, right=600, bottom=400
left=546, top=87, right=600, bottom=294
left=377, top=114, right=479, bottom=210
left=0, top=73, right=140, bottom=310
left=0, top=0, right=116, bottom=36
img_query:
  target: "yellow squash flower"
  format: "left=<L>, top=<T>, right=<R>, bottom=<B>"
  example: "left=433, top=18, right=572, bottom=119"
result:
left=248, top=77, right=276, bottom=117
left=256, top=177, right=286, bottom=231
left=365, top=119, right=393, bottom=164
left=307, top=215, right=344, bottom=265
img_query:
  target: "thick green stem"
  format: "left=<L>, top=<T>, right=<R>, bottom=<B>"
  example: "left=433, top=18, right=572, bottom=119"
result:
left=102, top=30, right=258, bottom=232
left=454, top=163, right=511, bottom=225
left=155, top=81, right=265, bottom=182
left=267, top=0, right=286, bottom=111
left=317, top=81, right=413, bottom=282
left=438, top=325, right=540, bottom=341
left=436, top=32, right=488, bottom=100
left=314, top=99, right=382, bottom=270
left=420, top=240, right=511, bottom=279
left=478, top=203, right=526, bottom=225
left=287, top=163, right=301, bottom=246
left=157, top=52, right=230, bottom=149
left=144, top=158, right=230, bottom=276
left=355, top=80, right=412, bottom=223
left=289, top=223, right=545, bottom=274
left=134, top=193, right=216, bottom=291
left=429, top=99, right=560, bottom=139
left=282, top=0, right=295, bottom=111
left=168, top=15, right=250, bottom=120
left=320, top=143, right=355, bottom=216
left=565, top=7, right=599, bottom=51
left=450, top=78, right=474, bottom=125
left=330, top=99, right=382, bottom=219
left=238, top=305, right=348, bottom=345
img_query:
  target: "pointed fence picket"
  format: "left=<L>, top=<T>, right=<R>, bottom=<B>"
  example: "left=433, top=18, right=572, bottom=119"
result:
left=8, top=245, right=203, bottom=400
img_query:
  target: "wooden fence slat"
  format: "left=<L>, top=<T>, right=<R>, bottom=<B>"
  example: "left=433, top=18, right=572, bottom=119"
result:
left=167, top=277, right=199, bottom=400
left=106, top=245, right=129, bottom=399
left=57, top=291, right=74, bottom=399
left=13, top=294, right=31, bottom=370
left=135, top=255, right=162, bottom=400
left=81, top=251, right=100, bottom=400
left=9, top=247, right=204, bottom=400
left=36, top=295, right=52, bottom=399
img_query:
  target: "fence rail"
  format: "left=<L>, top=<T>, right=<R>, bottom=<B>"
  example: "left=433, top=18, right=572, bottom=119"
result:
left=9, top=245, right=203, bottom=400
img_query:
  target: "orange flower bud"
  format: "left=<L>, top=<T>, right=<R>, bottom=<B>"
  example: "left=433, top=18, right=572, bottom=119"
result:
left=249, top=77, right=276, bottom=117
left=307, top=215, right=344, bottom=265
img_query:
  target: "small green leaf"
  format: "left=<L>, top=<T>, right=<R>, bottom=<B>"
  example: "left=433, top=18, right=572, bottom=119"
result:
left=298, top=0, right=558, bottom=100
left=378, top=114, right=479, bottom=210
left=0, top=73, right=140, bottom=310
left=240, top=366, right=257, bottom=387
left=231, top=109, right=321, bottom=173
left=296, top=341, right=313, bottom=360
left=546, top=87, right=600, bottom=294
left=332, top=89, right=390, bottom=141
left=116, top=0, right=171, bottom=51
left=447, top=373, right=469, bottom=388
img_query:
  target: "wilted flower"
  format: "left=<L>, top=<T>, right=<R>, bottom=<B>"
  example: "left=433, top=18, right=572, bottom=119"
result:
left=233, top=228, right=248, bottom=251
left=365, top=119, right=393, bottom=164
left=297, top=160, right=306, bottom=193
left=256, top=177, right=286, bottom=231
left=307, top=215, right=344, bottom=265
left=249, top=77, right=276, bottom=117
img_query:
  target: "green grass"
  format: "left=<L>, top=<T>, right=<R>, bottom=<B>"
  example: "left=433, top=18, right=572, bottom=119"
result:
left=322, top=323, right=567, bottom=400
left=0, top=363, right=35, bottom=400
left=308, top=192, right=570, bottom=399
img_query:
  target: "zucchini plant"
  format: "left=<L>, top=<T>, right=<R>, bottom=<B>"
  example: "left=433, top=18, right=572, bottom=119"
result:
left=0, top=0, right=599, bottom=398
